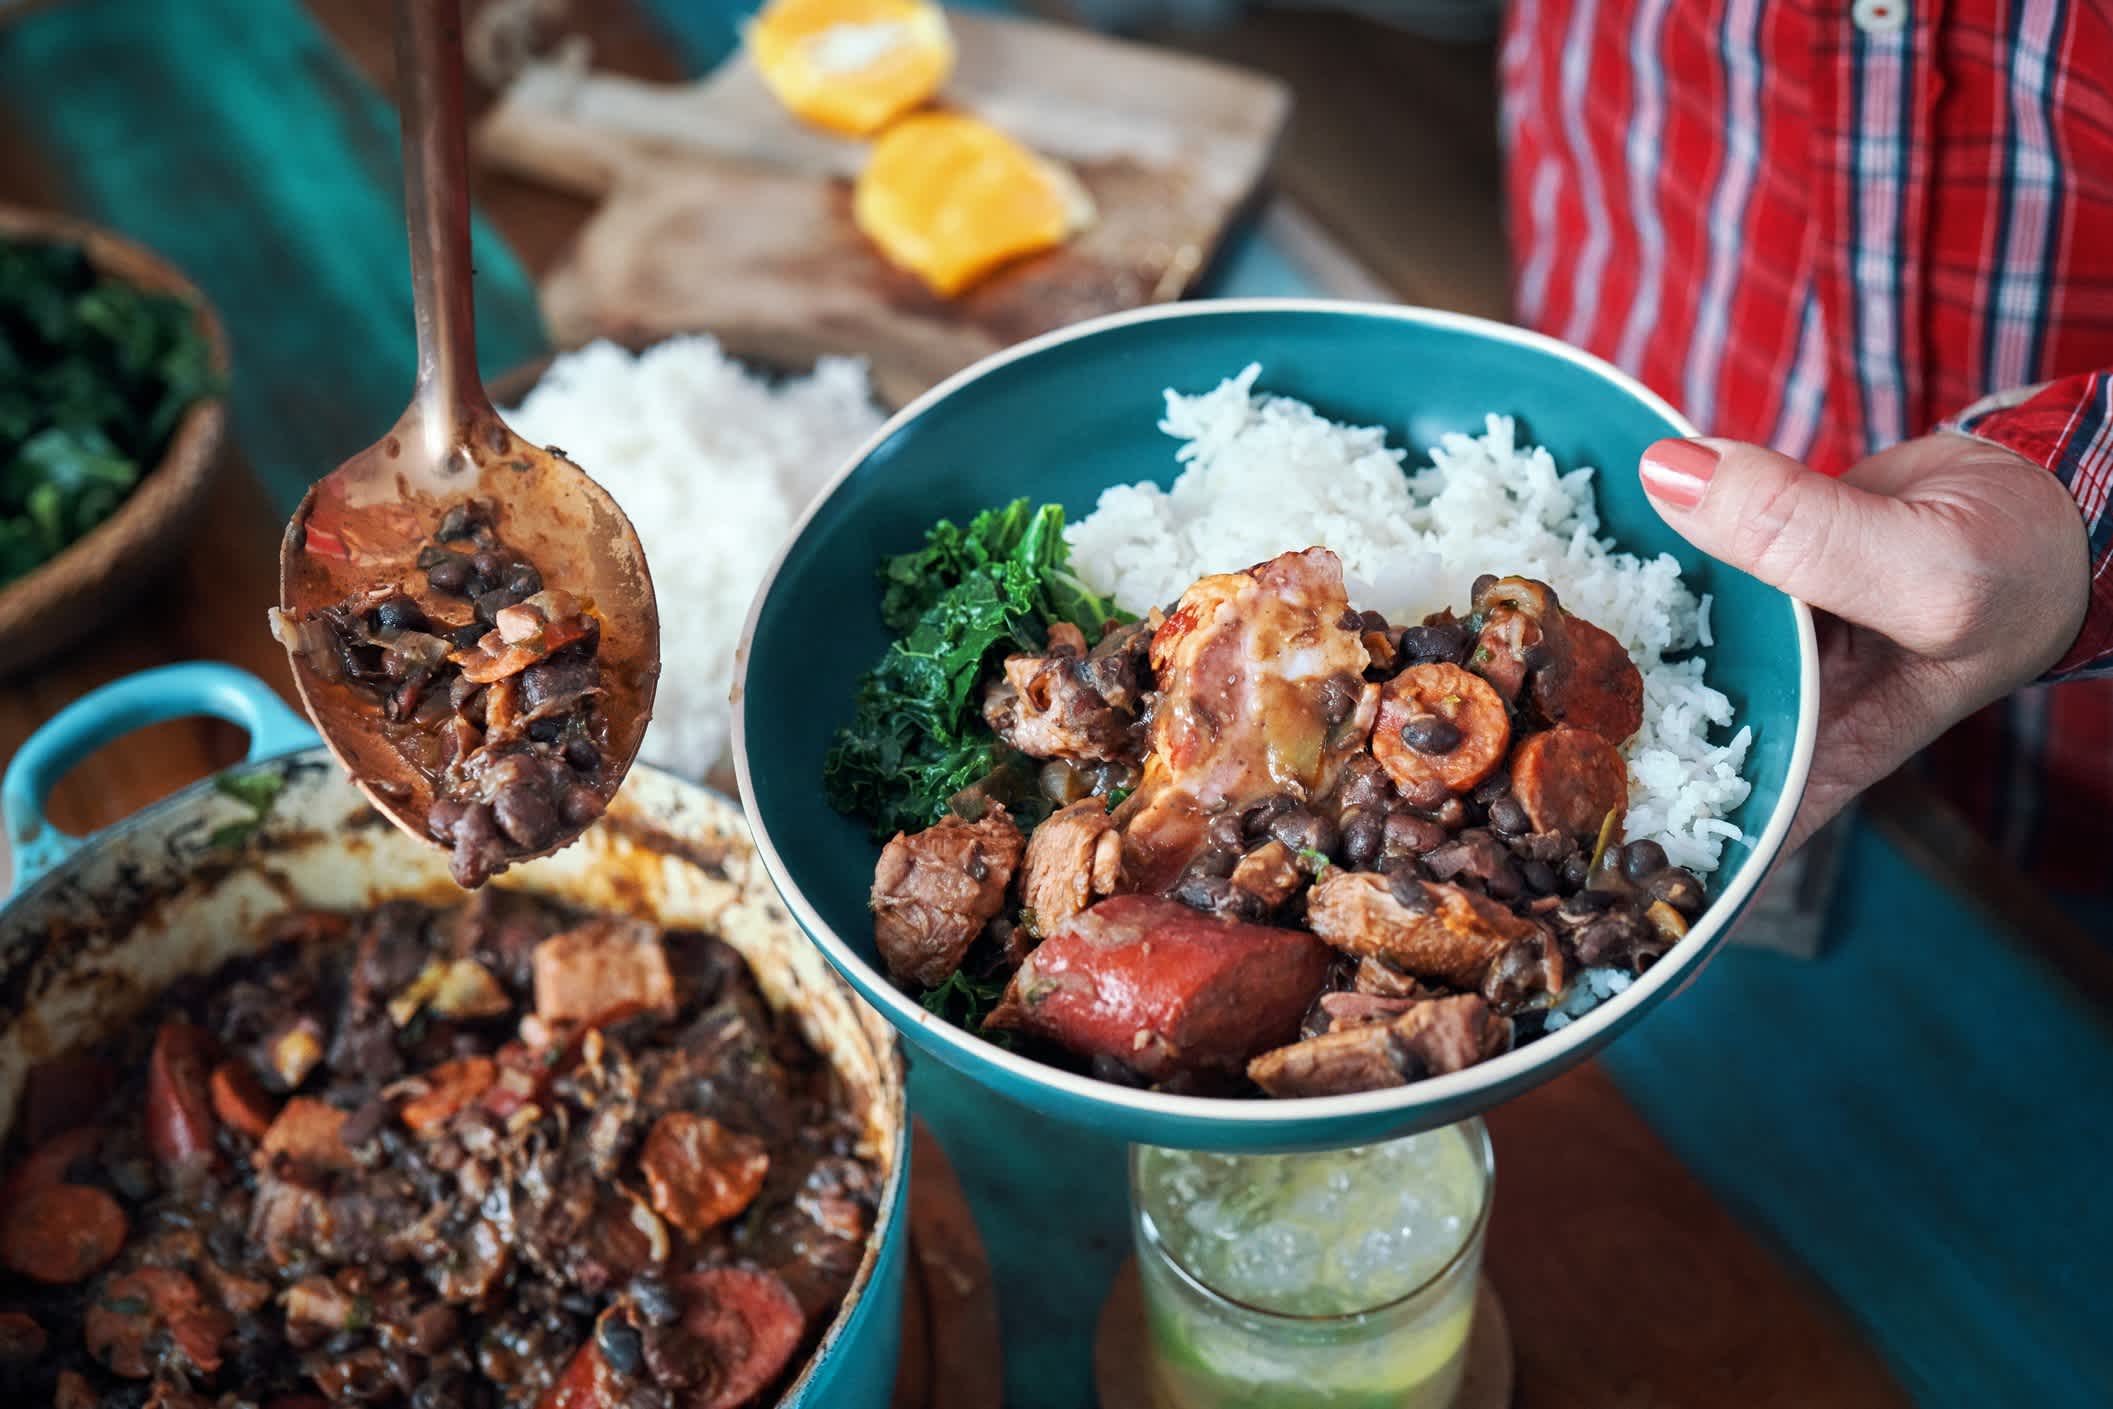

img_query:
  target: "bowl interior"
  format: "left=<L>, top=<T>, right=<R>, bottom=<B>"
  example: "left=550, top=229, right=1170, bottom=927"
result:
left=739, top=302, right=1809, bottom=1137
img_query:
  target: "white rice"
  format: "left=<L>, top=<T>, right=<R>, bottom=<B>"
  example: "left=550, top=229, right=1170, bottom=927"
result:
left=1065, top=364, right=1754, bottom=877
left=505, top=336, right=885, bottom=780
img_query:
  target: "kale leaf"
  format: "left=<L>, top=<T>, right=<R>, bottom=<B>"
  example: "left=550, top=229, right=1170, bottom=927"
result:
left=824, top=499, right=1130, bottom=839
left=918, top=969, right=1014, bottom=1046
left=0, top=237, right=219, bottom=586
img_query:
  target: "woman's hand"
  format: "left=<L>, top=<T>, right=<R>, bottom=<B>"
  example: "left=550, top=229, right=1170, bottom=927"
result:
left=1639, top=432, right=2089, bottom=850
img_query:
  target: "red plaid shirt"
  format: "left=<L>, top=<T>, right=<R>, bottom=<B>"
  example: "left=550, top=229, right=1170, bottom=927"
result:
left=1501, top=0, right=2113, bottom=890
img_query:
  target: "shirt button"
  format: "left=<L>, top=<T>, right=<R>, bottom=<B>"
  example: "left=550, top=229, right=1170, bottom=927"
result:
left=1852, top=0, right=1907, bottom=33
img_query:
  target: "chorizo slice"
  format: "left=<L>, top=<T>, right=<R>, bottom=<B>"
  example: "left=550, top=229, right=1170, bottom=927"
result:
left=1531, top=613, right=1644, bottom=743
left=1371, top=663, right=1510, bottom=802
left=982, top=894, right=1334, bottom=1080
left=0, top=1182, right=127, bottom=1284
left=145, top=1021, right=220, bottom=1175
left=677, top=1267, right=807, bottom=1409
left=209, top=1061, right=278, bottom=1140
left=1511, top=725, right=1629, bottom=842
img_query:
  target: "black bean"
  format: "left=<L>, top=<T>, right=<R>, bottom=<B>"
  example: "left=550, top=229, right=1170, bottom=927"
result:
left=425, top=555, right=473, bottom=595
left=373, top=593, right=430, bottom=634
left=563, top=737, right=601, bottom=773
left=1176, top=873, right=1234, bottom=912
left=1241, top=793, right=1298, bottom=837
left=1205, top=809, right=1246, bottom=851
left=1621, top=839, right=1670, bottom=883
left=1340, top=808, right=1383, bottom=868
left=1521, top=858, right=1558, bottom=893
left=1090, top=1054, right=1149, bottom=1088
left=470, top=548, right=509, bottom=578
left=1359, top=610, right=1390, bottom=634
left=1644, top=868, right=1707, bottom=917
left=1400, top=713, right=1462, bottom=755
left=1266, top=806, right=1337, bottom=857
left=474, top=587, right=521, bottom=623
left=1398, top=622, right=1469, bottom=664
left=449, top=622, right=488, bottom=650
left=631, top=1275, right=680, bottom=1327
left=1560, top=852, right=1593, bottom=889
left=598, top=1314, right=645, bottom=1376
left=560, top=785, right=605, bottom=828
left=1429, top=797, right=1470, bottom=830
left=436, top=501, right=487, bottom=541
left=1185, top=848, right=1239, bottom=881
left=1319, top=671, right=1363, bottom=725
left=1383, top=811, right=1447, bottom=857
left=1388, top=867, right=1432, bottom=911
left=505, top=563, right=543, bottom=598
left=527, top=716, right=564, bottom=744
left=426, top=797, right=467, bottom=843
left=325, top=1329, right=368, bottom=1356
left=1337, top=607, right=1364, bottom=631
left=1488, top=796, right=1530, bottom=836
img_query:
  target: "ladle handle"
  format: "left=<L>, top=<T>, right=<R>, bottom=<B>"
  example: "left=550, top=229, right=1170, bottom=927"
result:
left=397, top=0, right=490, bottom=442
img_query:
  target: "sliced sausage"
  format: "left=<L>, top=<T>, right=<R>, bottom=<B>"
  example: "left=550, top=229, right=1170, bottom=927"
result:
left=1531, top=613, right=1644, bottom=742
left=983, top=894, right=1335, bottom=1080
left=399, top=1056, right=499, bottom=1134
left=638, top=1111, right=771, bottom=1234
left=0, top=1310, right=46, bottom=1363
left=537, top=1340, right=620, bottom=1409
left=1371, top=663, right=1510, bottom=802
left=0, top=1124, right=105, bottom=1203
left=209, top=1060, right=278, bottom=1140
left=0, top=1183, right=127, bottom=1284
left=1511, top=725, right=1630, bottom=842
left=85, top=1266, right=230, bottom=1377
left=677, top=1267, right=807, bottom=1409
left=145, top=1021, right=220, bottom=1174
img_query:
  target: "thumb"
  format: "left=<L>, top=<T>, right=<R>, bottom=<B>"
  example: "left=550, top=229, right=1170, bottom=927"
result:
left=1638, top=437, right=1919, bottom=625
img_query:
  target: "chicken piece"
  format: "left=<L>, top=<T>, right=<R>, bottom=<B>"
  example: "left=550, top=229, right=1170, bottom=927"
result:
left=983, top=621, right=1142, bottom=763
left=1228, top=839, right=1305, bottom=911
left=1248, top=994, right=1514, bottom=1097
left=1531, top=612, right=1644, bottom=742
left=1370, top=663, right=1510, bottom=805
left=1120, top=548, right=1372, bottom=892
left=983, top=894, right=1334, bottom=1080
left=1305, top=870, right=1564, bottom=1011
left=1510, top=726, right=1630, bottom=842
left=532, top=918, right=678, bottom=1028
left=869, top=807, right=1025, bottom=987
left=1020, top=797, right=1126, bottom=933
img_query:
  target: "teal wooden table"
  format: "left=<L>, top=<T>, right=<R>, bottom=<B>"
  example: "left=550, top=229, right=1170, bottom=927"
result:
left=1, top=3, right=2108, bottom=1405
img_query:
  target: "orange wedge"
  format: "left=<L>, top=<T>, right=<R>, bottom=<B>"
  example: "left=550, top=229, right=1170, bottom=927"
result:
left=854, top=112, right=1095, bottom=297
left=747, top=0, right=956, bottom=137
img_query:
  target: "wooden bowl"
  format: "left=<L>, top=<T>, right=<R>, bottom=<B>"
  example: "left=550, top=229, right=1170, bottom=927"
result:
left=0, top=206, right=231, bottom=677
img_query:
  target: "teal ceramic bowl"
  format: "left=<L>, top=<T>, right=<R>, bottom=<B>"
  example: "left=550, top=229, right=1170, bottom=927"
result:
left=734, top=300, right=1817, bottom=1152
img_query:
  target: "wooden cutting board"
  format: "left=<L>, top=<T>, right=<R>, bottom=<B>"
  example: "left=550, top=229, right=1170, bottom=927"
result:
left=473, top=9, right=1290, bottom=405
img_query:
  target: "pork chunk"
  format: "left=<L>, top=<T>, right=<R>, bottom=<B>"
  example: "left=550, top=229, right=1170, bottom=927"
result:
left=1020, top=798, right=1126, bottom=933
left=1248, top=994, right=1514, bottom=1097
left=870, top=807, right=1025, bottom=987
left=531, top=918, right=677, bottom=1028
left=1305, top=870, right=1563, bottom=1011
left=983, top=622, right=1140, bottom=763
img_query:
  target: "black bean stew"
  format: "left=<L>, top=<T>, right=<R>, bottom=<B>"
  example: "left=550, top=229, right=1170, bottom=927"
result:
left=0, top=893, right=879, bottom=1409
left=274, top=499, right=611, bottom=888
left=862, top=552, right=1714, bottom=1098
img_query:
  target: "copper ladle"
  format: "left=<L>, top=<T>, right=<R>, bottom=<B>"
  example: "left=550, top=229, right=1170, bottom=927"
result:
left=274, top=0, right=658, bottom=874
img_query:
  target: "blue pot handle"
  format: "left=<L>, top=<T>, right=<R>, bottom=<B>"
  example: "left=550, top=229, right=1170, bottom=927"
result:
left=4, top=662, right=319, bottom=895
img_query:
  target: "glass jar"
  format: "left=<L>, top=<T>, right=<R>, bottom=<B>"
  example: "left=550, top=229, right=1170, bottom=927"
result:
left=1130, top=1120, right=1494, bottom=1409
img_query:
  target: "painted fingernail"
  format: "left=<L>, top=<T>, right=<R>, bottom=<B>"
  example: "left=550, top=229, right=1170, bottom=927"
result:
left=1640, top=439, right=1719, bottom=511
